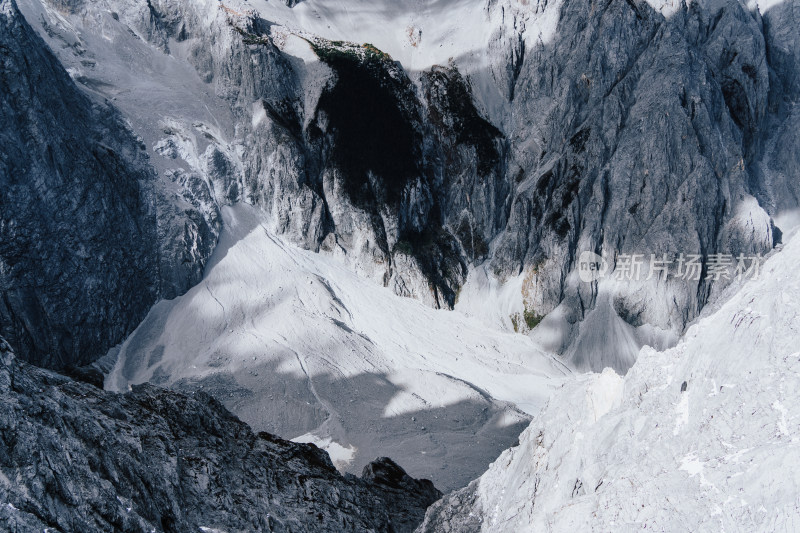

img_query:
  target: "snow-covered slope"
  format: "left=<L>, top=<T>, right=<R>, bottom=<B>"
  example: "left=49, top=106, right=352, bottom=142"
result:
left=252, top=0, right=518, bottom=72
left=418, top=233, right=800, bottom=530
left=107, top=204, right=569, bottom=491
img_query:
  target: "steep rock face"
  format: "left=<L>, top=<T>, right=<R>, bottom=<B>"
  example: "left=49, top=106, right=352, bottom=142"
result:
left=481, top=0, right=794, bottom=370
left=197, top=0, right=794, bottom=370
left=0, top=0, right=161, bottom=370
left=16, top=0, right=516, bottom=310
left=752, top=0, right=800, bottom=226
left=0, top=338, right=441, bottom=532
left=0, top=0, right=220, bottom=370
left=306, top=42, right=484, bottom=306
left=10, top=0, right=799, bottom=372
left=421, top=65, right=509, bottom=271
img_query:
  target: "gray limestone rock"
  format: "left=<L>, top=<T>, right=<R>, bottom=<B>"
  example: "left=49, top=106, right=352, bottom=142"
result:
left=0, top=0, right=161, bottom=369
left=0, top=337, right=441, bottom=532
left=6, top=0, right=800, bottom=374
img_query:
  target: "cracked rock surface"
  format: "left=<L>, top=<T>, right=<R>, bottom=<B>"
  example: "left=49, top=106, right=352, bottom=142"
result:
left=0, top=338, right=440, bottom=533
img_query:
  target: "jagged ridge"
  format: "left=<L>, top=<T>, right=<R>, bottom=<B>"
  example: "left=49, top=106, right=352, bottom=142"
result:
left=0, top=338, right=441, bottom=532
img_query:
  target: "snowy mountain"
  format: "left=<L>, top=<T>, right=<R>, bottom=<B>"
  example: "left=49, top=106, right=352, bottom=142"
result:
left=417, top=229, right=800, bottom=531
left=1, top=0, right=800, bottom=530
left=105, top=203, right=568, bottom=491
left=6, top=0, right=797, bottom=377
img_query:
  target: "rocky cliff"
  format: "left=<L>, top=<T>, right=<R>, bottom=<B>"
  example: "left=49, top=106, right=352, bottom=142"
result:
left=487, top=0, right=794, bottom=371
left=0, top=337, right=440, bottom=532
left=0, top=0, right=160, bottom=370
left=0, top=0, right=220, bottom=370
left=11, top=0, right=797, bottom=374
left=1, top=0, right=799, bottom=529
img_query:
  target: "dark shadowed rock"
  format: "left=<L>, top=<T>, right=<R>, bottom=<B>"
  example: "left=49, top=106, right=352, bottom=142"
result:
left=0, top=0, right=217, bottom=370
left=0, top=337, right=440, bottom=532
left=0, top=0, right=159, bottom=369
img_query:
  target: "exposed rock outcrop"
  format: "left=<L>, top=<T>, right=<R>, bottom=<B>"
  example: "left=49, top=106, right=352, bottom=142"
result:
left=7, top=0, right=800, bottom=372
left=483, top=0, right=794, bottom=371
left=0, top=337, right=441, bottom=532
left=0, top=0, right=222, bottom=369
left=0, top=0, right=161, bottom=370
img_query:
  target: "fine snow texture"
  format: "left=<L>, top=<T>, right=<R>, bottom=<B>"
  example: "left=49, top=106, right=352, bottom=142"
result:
left=418, top=232, right=800, bottom=531
left=107, top=204, right=569, bottom=491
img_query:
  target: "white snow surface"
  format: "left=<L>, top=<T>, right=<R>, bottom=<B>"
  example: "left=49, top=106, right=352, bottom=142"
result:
left=454, top=264, right=528, bottom=331
left=258, top=0, right=563, bottom=127
left=448, top=233, right=800, bottom=530
left=107, top=204, right=568, bottom=490
left=15, top=0, right=242, bottom=182
left=254, top=0, right=507, bottom=71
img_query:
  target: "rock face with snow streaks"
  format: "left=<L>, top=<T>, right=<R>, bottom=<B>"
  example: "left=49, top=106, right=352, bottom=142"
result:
left=0, top=0, right=161, bottom=370
left=1, top=0, right=800, bottom=529
left=487, top=0, right=793, bottom=371
left=8, top=0, right=800, bottom=372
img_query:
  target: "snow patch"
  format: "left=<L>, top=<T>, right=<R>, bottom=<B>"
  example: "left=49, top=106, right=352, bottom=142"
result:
left=673, top=392, right=689, bottom=435
left=586, top=368, right=623, bottom=423
left=292, top=434, right=357, bottom=471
